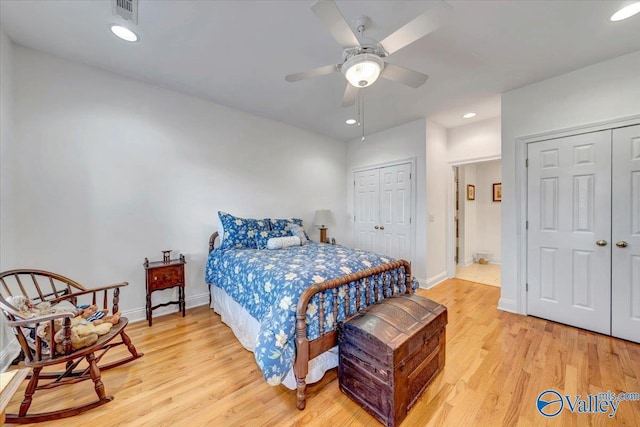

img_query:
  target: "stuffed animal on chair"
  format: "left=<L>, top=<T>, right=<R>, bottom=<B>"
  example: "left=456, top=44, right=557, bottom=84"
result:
left=7, top=296, right=121, bottom=352
left=76, top=304, right=121, bottom=325
left=35, top=314, right=115, bottom=352
left=52, top=317, right=113, bottom=352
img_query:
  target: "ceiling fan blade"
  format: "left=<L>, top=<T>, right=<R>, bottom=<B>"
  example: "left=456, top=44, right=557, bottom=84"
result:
left=379, top=1, right=452, bottom=56
left=285, top=64, right=340, bottom=82
left=381, top=63, right=429, bottom=88
left=311, top=0, right=360, bottom=48
left=342, top=83, right=358, bottom=107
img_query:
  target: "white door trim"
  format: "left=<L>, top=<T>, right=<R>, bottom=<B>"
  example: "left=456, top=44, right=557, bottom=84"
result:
left=352, top=157, right=417, bottom=270
left=352, top=156, right=417, bottom=173
left=512, top=114, right=640, bottom=315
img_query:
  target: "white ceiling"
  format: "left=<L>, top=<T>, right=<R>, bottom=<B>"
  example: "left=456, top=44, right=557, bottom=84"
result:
left=2, top=1, right=639, bottom=141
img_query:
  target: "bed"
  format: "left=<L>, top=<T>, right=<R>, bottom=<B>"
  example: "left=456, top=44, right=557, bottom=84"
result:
left=206, top=225, right=416, bottom=410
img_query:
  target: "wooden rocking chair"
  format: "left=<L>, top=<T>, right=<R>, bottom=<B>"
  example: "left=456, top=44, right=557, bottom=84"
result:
left=0, top=269, right=143, bottom=424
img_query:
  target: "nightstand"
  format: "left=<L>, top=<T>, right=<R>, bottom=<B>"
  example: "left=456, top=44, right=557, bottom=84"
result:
left=144, top=253, right=186, bottom=327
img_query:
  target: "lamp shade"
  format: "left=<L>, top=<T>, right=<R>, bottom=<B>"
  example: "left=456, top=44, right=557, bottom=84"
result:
left=313, top=210, right=334, bottom=227
left=342, top=54, right=383, bottom=88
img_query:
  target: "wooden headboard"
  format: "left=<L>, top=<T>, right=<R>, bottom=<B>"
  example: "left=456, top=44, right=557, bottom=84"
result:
left=209, top=232, right=219, bottom=253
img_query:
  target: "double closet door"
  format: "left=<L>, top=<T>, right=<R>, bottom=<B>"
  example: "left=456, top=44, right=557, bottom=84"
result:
left=354, top=162, right=412, bottom=262
left=527, top=124, right=640, bottom=343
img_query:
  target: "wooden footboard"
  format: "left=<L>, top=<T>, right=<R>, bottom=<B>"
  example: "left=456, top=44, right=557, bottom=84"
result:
left=293, top=260, right=412, bottom=409
left=207, top=231, right=414, bottom=409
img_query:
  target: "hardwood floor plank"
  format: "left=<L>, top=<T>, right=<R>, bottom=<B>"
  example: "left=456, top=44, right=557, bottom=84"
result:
left=4, top=278, right=639, bottom=426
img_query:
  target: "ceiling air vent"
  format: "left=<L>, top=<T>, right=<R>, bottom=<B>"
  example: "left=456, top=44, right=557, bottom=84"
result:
left=112, top=0, right=138, bottom=24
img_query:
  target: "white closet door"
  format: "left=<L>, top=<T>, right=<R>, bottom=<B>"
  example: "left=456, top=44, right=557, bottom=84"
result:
left=611, top=124, right=640, bottom=343
left=379, top=163, right=412, bottom=261
left=527, top=130, right=611, bottom=334
left=354, top=169, right=380, bottom=253
left=354, top=163, right=413, bottom=261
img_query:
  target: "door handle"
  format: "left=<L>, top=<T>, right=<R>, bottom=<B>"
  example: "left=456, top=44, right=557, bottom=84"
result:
left=374, top=225, right=379, bottom=230
left=596, top=240, right=607, bottom=247
left=616, top=241, right=628, bottom=248
left=379, top=226, right=385, bottom=230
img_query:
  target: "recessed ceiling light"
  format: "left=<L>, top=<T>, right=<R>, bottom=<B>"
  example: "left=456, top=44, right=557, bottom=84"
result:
left=611, top=2, right=640, bottom=21
left=345, top=119, right=357, bottom=125
left=462, top=112, right=476, bottom=119
left=110, top=24, right=139, bottom=42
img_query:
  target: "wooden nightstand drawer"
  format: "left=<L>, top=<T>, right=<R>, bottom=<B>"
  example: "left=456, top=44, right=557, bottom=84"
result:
left=147, top=265, right=183, bottom=291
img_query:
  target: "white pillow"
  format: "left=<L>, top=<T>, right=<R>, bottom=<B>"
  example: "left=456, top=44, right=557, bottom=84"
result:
left=267, top=236, right=301, bottom=249
left=286, top=224, right=308, bottom=245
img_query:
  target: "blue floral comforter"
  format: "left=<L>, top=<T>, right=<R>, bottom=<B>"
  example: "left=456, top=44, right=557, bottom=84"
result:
left=205, top=242, right=415, bottom=386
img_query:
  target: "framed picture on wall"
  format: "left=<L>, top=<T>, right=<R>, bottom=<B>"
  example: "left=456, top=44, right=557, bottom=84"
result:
left=467, top=184, right=475, bottom=200
left=493, top=183, right=502, bottom=202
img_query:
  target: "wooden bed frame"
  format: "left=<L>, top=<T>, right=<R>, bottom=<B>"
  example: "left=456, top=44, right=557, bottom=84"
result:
left=208, top=231, right=413, bottom=410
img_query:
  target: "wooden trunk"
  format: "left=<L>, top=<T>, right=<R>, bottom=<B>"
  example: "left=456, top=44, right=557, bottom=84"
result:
left=338, top=294, right=447, bottom=427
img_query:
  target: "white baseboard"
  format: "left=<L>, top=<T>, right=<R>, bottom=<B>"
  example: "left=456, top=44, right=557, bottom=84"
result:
left=424, top=271, right=448, bottom=289
left=462, top=258, right=474, bottom=267
left=460, top=259, right=501, bottom=266
left=1, top=340, right=20, bottom=372
left=122, top=292, right=210, bottom=324
left=498, top=297, right=519, bottom=314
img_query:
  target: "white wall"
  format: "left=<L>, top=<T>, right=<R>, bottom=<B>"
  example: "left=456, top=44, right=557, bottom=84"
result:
left=4, top=47, right=348, bottom=326
left=0, top=27, right=15, bottom=268
left=346, top=119, right=427, bottom=284
left=425, top=120, right=448, bottom=286
left=0, top=26, right=17, bottom=370
left=501, top=50, right=640, bottom=313
left=475, top=160, right=501, bottom=264
left=448, top=117, right=501, bottom=164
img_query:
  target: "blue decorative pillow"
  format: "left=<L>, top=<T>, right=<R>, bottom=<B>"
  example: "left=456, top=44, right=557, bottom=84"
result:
left=270, top=218, right=309, bottom=240
left=255, top=230, right=289, bottom=250
left=218, top=211, right=269, bottom=250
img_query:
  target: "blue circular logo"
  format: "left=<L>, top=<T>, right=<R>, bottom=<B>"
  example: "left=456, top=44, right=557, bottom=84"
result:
left=537, top=390, right=564, bottom=417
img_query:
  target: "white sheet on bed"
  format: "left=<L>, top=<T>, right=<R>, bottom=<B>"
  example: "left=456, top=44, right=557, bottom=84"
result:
left=210, top=284, right=338, bottom=390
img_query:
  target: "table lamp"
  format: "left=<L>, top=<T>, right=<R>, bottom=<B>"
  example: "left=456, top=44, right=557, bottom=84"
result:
left=313, top=209, right=334, bottom=243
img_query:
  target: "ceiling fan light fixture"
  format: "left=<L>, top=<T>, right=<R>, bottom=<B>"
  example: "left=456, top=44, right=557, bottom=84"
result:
left=342, top=54, right=384, bottom=88
left=610, top=2, right=640, bottom=21
left=110, top=24, right=139, bottom=42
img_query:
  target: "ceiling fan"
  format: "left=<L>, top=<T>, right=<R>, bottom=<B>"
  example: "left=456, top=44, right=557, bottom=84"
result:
left=285, top=0, right=452, bottom=107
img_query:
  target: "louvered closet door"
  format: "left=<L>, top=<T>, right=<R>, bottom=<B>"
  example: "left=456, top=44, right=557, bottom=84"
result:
left=611, top=124, right=640, bottom=343
left=527, top=130, right=612, bottom=334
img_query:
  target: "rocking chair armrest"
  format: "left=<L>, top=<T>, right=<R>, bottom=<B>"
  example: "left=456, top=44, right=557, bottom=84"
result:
left=49, top=282, right=129, bottom=303
left=7, top=310, right=75, bottom=327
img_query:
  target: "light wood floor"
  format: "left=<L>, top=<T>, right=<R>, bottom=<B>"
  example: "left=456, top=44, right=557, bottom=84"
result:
left=456, top=263, right=501, bottom=287
left=5, top=278, right=640, bottom=426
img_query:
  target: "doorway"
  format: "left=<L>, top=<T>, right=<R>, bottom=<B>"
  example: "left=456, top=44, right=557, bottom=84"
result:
left=452, top=159, right=502, bottom=287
